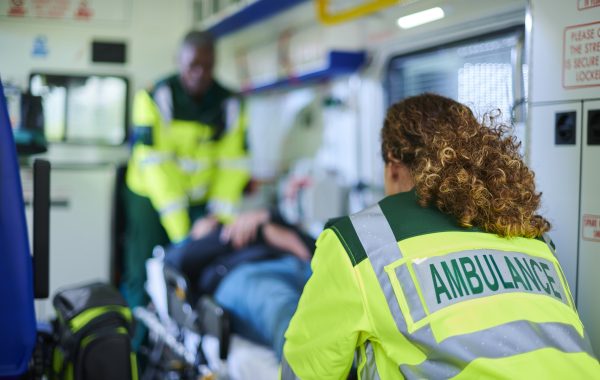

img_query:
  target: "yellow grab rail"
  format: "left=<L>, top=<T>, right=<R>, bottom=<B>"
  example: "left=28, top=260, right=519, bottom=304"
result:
left=315, top=0, right=401, bottom=25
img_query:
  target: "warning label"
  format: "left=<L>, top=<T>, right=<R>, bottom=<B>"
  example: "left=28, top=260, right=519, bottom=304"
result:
left=582, top=214, right=600, bottom=242
left=578, top=0, right=600, bottom=10
left=563, top=21, right=600, bottom=89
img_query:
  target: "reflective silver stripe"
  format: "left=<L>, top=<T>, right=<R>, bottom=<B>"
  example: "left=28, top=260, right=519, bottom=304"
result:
left=218, top=157, right=250, bottom=171
left=139, top=153, right=171, bottom=167
left=349, top=204, right=398, bottom=255
left=153, top=85, right=173, bottom=123
left=188, top=185, right=208, bottom=202
left=280, top=355, right=300, bottom=380
left=542, top=233, right=557, bottom=257
left=360, top=341, right=381, bottom=380
left=208, top=199, right=237, bottom=218
left=225, top=97, right=241, bottom=132
left=158, top=198, right=187, bottom=217
left=401, top=321, right=594, bottom=379
left=350, top=205, right=426, bottom=331
left=395, top=265, right=428, bottom=322
left=178, top=158, right=211, bottom=173
left=542, top=233, right=577, bottom=308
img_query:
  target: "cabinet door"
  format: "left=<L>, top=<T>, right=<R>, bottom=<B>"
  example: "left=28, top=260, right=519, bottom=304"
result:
left=529, top=102, right=582, bottom=293
left=24, top=167, right=116, bottom=321
left=578, top=99, right=600, bottom=356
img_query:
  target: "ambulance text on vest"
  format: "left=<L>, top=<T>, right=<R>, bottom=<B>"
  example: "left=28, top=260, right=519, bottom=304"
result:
left=412, top=249, right=569, bottom=313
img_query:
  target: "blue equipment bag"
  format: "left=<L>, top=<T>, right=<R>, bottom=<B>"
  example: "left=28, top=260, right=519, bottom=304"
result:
left=0, top=78, right=37, bottom=376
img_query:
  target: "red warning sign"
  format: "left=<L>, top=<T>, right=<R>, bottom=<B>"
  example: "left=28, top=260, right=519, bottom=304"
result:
left=582, top=214, right=600, bottom=242
left=8, top=0, right=26, bottom=17
left=578, top=0, right=600, bottom=11
left=563, top=21, right=600, bottom=89
left=74, top=0, right=93, bottom=20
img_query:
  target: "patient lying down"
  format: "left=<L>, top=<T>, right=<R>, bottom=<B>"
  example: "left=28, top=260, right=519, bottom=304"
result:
left=164, top=207, right=315, bottom=359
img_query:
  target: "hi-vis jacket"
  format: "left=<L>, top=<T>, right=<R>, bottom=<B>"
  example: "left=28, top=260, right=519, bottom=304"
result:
left=282, top=190, right=600, bottom=380
left=126, top=76, right=249, bottom=242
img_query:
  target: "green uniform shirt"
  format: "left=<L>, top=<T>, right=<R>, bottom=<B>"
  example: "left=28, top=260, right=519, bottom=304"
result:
left=126, top=75, right=249, bottom=242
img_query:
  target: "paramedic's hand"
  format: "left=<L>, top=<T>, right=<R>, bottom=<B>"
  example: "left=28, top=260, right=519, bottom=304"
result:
left=190, top=216, right=218, bottom=240
left=220, top=209, right=270, bottom=249
left=263, top=223, right=311, bottom=262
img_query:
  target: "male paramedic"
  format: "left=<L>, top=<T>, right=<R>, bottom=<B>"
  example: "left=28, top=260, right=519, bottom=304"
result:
left=122, top=30, right=249, bottom=349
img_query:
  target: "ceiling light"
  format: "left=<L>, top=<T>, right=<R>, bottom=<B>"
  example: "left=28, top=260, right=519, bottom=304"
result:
left=397, top=7, right=445, bottom=29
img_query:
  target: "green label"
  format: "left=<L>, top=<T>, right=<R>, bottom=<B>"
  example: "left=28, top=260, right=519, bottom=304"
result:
left=412, top=249, right=568, bottom=313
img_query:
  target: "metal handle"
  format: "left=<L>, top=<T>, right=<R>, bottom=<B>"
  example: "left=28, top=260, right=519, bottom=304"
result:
left=33, top=159, right=50, bottom=299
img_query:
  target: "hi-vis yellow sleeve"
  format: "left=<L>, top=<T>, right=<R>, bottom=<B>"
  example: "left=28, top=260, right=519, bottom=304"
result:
left=128, top=90, right=189, bottom=242
left=208, top=100, right=250, bottom=223
left=282, top=229, right=367, bottom=380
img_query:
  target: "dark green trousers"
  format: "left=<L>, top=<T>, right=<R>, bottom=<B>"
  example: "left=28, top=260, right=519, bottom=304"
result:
left=121, top=186, right=206, bottom=350
left=122, top=186, right=169, bottom=350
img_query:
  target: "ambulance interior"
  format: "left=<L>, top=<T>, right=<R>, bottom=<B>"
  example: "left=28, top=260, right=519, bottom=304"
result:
left=1, top=0, right=599, bottom=378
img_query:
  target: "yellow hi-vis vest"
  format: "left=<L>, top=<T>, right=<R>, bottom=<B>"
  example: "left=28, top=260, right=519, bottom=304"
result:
left=282, top=190, right=600, bottom=380
left=126, top=80, right=249, bottom=242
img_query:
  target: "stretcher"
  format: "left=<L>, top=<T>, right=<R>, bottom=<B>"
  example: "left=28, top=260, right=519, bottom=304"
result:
left=135, top=248, right=279, bottom=380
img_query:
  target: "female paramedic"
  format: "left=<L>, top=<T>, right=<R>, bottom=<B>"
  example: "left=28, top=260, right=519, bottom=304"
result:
left=281, top=93, right=600, bottom=379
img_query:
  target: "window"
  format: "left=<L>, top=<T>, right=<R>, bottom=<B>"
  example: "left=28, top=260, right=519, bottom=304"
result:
left=385, top=27, right=525, bottom=124
left=29, top=73, right=129, bottom=145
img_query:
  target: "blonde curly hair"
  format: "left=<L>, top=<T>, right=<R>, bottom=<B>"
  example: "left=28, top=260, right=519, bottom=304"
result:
left=381, top=93, right=550, bottom=238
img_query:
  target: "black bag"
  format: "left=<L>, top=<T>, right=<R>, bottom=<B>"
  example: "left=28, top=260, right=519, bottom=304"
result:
left=50, top=282, right=137, bottom=380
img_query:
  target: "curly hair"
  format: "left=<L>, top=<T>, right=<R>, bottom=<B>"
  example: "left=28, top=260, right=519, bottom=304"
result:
left=381, top=93, right=550, bottom=238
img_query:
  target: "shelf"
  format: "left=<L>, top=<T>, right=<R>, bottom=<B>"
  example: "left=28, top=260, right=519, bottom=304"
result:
left=208, top=0, right=308, bottom=38
left=241, top=51, right=366, bottom=94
